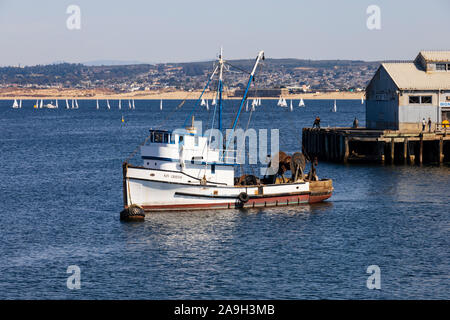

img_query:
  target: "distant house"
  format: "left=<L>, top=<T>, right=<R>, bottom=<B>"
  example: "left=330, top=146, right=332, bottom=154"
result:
left=365, top=51, right=450, bottom=131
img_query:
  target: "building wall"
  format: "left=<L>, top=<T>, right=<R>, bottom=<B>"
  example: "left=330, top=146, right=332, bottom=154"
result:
left=365, top=66, right=399, bottom=129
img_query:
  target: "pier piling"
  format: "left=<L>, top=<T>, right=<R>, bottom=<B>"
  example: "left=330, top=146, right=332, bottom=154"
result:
left=302, top=127, right=450, bottom=165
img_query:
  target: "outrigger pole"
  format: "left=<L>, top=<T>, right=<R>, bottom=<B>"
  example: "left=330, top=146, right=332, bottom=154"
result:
left=224, top=50, right=265, bottom=157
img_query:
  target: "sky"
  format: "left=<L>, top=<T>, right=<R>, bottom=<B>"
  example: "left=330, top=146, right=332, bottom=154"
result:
left=0, top=0, right=449, bottom=66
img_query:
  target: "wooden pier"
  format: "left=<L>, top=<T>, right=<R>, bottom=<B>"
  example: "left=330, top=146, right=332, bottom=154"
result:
left=302, top=127, right=450, bottom=165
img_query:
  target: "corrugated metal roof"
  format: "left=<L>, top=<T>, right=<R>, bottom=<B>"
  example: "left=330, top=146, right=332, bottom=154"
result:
left=418, top=51, right=450, bottom=62
left=382, top=62, right=450, bottom=90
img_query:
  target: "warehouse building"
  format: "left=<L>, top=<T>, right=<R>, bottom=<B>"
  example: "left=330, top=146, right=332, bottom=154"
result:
left=366, top=51, right=450, bottom=131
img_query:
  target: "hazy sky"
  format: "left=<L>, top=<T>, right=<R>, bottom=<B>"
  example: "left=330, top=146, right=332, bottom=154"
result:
left=1, top=0, right=449, bottom=66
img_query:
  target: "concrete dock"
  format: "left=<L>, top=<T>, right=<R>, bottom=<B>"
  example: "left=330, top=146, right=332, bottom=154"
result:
left=302, top=127, right=450, bottom=165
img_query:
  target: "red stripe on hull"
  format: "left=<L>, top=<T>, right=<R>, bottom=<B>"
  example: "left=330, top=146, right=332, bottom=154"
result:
left=140, top=192, right=332, bottom=212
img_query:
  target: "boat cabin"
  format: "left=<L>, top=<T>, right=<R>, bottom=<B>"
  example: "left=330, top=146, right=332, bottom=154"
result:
left=141, top=127, right=235, bottom=186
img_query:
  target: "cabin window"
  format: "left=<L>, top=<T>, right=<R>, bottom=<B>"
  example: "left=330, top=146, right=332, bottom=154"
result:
left=409, top=96, right=432, bottom=104
left=211, top=164, right=216, bottom=174
left=436, top=63, right=446, bottom=71
left=421, top=96, right=432, bottom=104
left=409, top=96, right=420, bottom=104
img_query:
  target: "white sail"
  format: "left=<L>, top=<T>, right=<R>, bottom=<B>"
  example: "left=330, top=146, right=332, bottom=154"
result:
left=128, top=100, right=132, bottom=109
left=299, top=98, right=305, bottom=107
left=132, top=99, right=135, bottom=109
left=107, top=99, right=111, bottom=110
left=66, top=99, right=69, bottom=109
left=361, top=96, right=364, bottom=104
left=277, top=96, right=282, bottom=106
left=75, top=99, right=79, bottom=109
left=201, top=98, right=206, bottom=106
left=55, top=100, right=58, bottom=108
left=40, top=99, right=43, bottom=108
left=19, top=99, right=22, bottom=108
left=206, top=99, right=209, bottom=110
left=96, top=99, right=99, bottom=110
left=160, top=99, right=163, bottom=110
left=12, top=99, right=19, bottom=108
left=71, top=99, right=74, bottom=109
left=331, top=100, right=337, bottom=112
left=246, top=100, right=249, bottom=112
left=258, top=98, right=262, bottom=106
left=290, top=99, right=293, bottom=111
left=212, top=98, right=216, bottom=106
left=118, top=99, right=121, bottom=110
left=35, top=99, right=39, bottom=109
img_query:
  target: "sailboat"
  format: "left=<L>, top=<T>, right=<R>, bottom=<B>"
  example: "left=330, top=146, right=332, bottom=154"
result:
left=361, top=96, right=364, bottom=104
left=128, top=100, right=132, bottom=109
left=299, top=98, right=305, bottom=107
left=118, top=99, right=122, bottom=110
left=132, top=99, right=135, bottom=109
left=12, top=99, right=19, bottom=109
left=75, top=99, right=79, bottom=109
left=55, top=99, right=59, bottom=108
left=212, top=98, right=216, bottom=106
left=258, top=98, right=262, bottom=106
left=160, top=99, right=163, bottom=110
left=289, top=99, right=293, bottom=111
left=40, top=99, right=44, bottom=109
left=331, top=100, right=337, bottom=112
left=120, top=49, right=333, bottom=218
left=19, top=99, right=22, bottom=108
left=107, top=99, right=111, bottom=110
left=200, top=98, right=206, bottom=106
left=96, top=99, right=99, bottom=110
left=71, top=99, right=75, bottom=109
left=206, top=99, right=209, bottom=110
left=66, top=99, right=70, bottom=109
left=246, top=100, right=249, bottom=112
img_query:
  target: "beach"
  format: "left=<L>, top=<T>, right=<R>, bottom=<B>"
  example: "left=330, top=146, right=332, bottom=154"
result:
left=0, top=88, right=365, bottom=100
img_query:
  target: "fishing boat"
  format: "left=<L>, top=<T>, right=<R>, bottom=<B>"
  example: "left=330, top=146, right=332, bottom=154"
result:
left=45, top=101, right=57, bottom=109
left=120, top=50, right=332, bottom=219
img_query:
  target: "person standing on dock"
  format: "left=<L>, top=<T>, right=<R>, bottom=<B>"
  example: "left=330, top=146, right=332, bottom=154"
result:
left=313, top=116, right=321, bottom=129
left=422, top=118, right=426, bottom=131
left=428, top=117, right=432, bottom=133
left=353, top=117, right=359, bottom=128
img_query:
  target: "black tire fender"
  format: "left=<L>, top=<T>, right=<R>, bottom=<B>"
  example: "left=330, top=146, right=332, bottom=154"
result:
left=238, top=192, right=249, bottom=203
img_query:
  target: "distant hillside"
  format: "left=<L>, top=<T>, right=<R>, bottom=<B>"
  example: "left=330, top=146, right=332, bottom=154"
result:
left=0, top=58, right=381, bottom=91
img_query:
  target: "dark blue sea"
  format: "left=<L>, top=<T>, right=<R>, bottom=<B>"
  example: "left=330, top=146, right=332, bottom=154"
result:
left=0, top=99, right=448, bottom=299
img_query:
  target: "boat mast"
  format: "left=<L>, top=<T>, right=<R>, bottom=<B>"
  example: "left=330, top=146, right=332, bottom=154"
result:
left=218, top=47, right=224, bottom=132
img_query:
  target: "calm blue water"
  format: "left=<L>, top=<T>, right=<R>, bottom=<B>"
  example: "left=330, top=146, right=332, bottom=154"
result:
left=0, top=99, right=448, bottom=299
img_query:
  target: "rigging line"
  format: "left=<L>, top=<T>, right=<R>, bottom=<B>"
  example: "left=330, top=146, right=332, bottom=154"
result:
left=224, top=61, right=251, bottom=75
left=183, top=64, right=219, bottom=127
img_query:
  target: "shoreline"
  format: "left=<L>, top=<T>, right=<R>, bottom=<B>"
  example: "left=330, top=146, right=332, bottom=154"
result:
left=0, top=88, right=365, bottom=100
